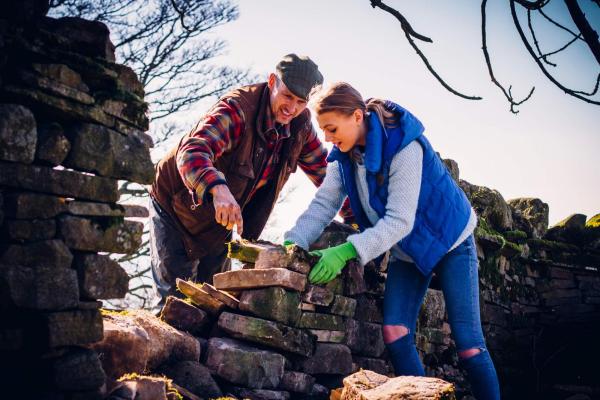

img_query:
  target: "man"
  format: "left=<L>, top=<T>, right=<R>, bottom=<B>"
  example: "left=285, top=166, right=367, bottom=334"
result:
left=149, top=53, right=351, bottom=303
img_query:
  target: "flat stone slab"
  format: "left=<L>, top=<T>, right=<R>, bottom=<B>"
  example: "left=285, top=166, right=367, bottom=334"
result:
left=44, top=309, right=104, bottom=348
left=218, top=312, right=315, bottom=356
left=227, top=386, right=291, bottom=400
left=353, top=357, right=390, bottom=376
left=59, top=215, right=143, bottom=254
left=329, top=295, right=357, bottom=317
left=66, top=200, right=126, bottom=217
left=201, top=282, right=239, bottom=309
left=157, top=361, right=222, bottom=399
left=341, top=370, right=455, bottom=400
left=299, top=312, right=345, bottom=331
left=300, top=343, right=353, bottom=375
left=239, top=286, right=301, bottom=326
left=205, top=337, right=286, bottom=389
left=0, top=160, right=119, bottom=202
left=6, top=218, right=56, bottom=241
left=176, top=279, right=225, bottom=314
left=0, top=239, right=73, bottom=269
left=3, top=192, right=66, bottom=219
left=213, top=268, right=307, bottom=292
left=309, top=329, right=346, bottom=343
left=160, top=296, right=210, bottom=335
left=0, top=104, right=37, bottom=164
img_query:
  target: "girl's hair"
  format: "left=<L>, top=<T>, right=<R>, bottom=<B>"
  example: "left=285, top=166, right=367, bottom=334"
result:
left=311, top=82, right=397, bottom=127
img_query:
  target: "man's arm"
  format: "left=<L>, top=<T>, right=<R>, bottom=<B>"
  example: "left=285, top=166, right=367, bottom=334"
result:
left=297, top=126, right=354, bottom=223
left=175, top=98, right=245, bottom=233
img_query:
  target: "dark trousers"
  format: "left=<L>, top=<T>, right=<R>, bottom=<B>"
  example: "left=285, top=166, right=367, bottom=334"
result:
left=149, top=197, right=229, bottom=306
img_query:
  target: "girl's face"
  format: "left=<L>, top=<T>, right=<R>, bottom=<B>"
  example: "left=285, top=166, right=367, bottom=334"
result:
left=317, top=110, right=365, bottom=152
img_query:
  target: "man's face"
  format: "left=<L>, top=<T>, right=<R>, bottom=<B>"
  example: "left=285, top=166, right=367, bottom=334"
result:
left=267, top=73, right=308, bottom=125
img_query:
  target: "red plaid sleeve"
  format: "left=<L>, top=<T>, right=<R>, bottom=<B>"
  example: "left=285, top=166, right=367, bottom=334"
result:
left=176, top=99, right=245, bottom=203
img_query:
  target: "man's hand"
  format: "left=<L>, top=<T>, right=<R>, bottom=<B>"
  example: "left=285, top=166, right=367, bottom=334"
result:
left=308, top=242, right=358, bottom=284
left=209, top=184, right=243, bottom=235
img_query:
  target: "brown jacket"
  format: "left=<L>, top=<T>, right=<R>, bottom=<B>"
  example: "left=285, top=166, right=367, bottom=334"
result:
left=150, top=83, right=313, bottom=259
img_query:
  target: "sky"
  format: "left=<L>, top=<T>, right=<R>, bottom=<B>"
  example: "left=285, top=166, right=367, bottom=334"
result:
left=161, top=0, right=599, bottom=242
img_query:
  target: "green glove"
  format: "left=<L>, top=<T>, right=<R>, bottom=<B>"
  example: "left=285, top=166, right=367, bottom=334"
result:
left=283, top=240, right=295, bottom=251
left=308, top=242, right=358, bottom=284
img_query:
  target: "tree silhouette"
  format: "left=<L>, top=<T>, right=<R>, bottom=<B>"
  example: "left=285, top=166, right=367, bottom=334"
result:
left=370, top=0, right=600, bottom=113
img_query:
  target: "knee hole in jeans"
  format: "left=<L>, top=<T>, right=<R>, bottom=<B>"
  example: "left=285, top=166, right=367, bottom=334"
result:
left=458, top=347, right=482, bottom=359
left=383, top=324, right=409, bottom=344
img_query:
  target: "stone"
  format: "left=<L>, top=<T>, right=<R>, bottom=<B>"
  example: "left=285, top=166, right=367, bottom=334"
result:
left=201, top=282, right=239, bottom=309
left=41, top=17, right=116, bottom=62
left=354, top=295, right=383, bottom=323
left=112, top=64, right=144, bottom=98
left=59, top=215, right=143, bottom=254
left=176, top=279, right=225, bottom=314
left=238, top=286, right=301, bottom=325
left=0, top=161, right=119, bottom=202
left=329, top=295, right=357, bottom=317
left=31, top=63, right=89, bottom=92
left=157, top=361, right=222, bottom=399
left=6, top=218, right=56, bottom=241
left=299, top=312, right=345, bottom=331
left=442, top=158, right=459, bottom=182
left=35, top=123, right=71, bottom=167
left=298, top=384, right=329, bottom=400
left=108, top=375, right=170, bottom=400
left=341, top=370, right=455, bottom=400
left=545, top=213, right=588, bottom=245
left=160, top=296, right=210, bottom=335
left=0, top=264, right=79, bottom=310
left=279, top=371, right=316, bottom=394
left=214, top=268, right=307, bottom=292
left=74, top=253, right=129, bottom=299
left=345, top=319, right=385, bottom=357
left=66, top=200, right=126, bottom=217
left=0, top=239, right=73, bottom=269
left=44, top=309, right=103, bottom=347
left=353, top=357, right=389, bottom=375
left=302, top=284, right=334, bottom=306
left=100, top=97, right=149, bottom=130
left=53, top=347, right=105, bottom=391
left=344, top=260, right=367, bottom=296
left=205, top=337, right=286, bottom=389
left=227, top=387, right=291, bottom=400
left=507, top=198, right=549, bottom=239
left=468, top=183, right=513, bottom=231
left=218, top=312, right=315, bottom=356
left=419, top=289, right=446, bottom=328
left=227, top=240, right=287, bottom=265
left=3, top=192, right=66, bottom=219
left=19, top=70, right=95, bottom=105
left=64, top=123, right=154, bottom=184
left=309, top=329, right=346, bottom=343
left=310, top=221, right=358, bottom=250
left=300, top=343, right=353, bottom=375
left=301, top=303, right=316, bottom=311
left=0, top=104, right=37, bottom=163
left=91, top=310, right=200, bottom=379
left=123, top=204, right=149, bottom=218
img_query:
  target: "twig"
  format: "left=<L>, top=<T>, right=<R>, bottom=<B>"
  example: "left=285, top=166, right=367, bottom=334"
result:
left=482, top=0, right=534, bottom=113
left=528, top=9, right=557, bottom=67
left=564, top=0, right=600, bottom=65
left=369, top=0, right=432, bottom=42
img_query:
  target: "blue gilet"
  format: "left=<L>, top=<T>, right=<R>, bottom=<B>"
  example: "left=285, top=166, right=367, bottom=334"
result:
left=327, top=101, right=472, bottom=276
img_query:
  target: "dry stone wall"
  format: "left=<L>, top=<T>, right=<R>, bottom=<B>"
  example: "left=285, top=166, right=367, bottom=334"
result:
left=0, top=1, right=153, bottom=398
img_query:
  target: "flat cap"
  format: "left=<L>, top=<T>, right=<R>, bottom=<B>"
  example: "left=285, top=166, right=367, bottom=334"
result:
left=276, top=53, right=323, bottom=100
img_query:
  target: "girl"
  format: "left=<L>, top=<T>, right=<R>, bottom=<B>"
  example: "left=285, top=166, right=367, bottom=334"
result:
left=284, top=83, right=500, bottom=400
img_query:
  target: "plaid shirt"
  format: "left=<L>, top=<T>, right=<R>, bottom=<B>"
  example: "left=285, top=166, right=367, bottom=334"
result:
left=176, top=97, right=353, bottom=221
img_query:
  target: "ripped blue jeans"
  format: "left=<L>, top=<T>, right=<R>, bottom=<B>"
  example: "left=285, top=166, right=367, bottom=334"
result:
left=384, top=235, right=500, bottom=400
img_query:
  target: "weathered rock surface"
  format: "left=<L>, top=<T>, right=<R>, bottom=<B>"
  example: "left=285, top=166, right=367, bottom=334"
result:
left=201, top=282, right=239, bottom=309
left=299, top=312, right=345, bottom=331
left=0, top=104, right=37, bottom=163
left=64, top=123, right=153, bottom=184
left=176, top=279, right=226, bottom=314
left=53, top=347, right=106, bottom=391
left=341, top=370, right=455, bottom=400
left=6, top=218, right=57, bottom=241
left=74, top=253, right=129, bottom=299
left=345, top=319, right=385, bottom=358
left=0, top=239, right=73, bottom=269
left=507, top=197, right=549, bottom=239
left=0, top=264, right=79, bottom=310
left=66, top=200, right=126, bottom=217
left=227, top=387, right=291, bottom=400
left=160, top=296, right=210, bottom=335
left=59, top=215, right=143, bottom=254
left=205, top=337, right=286, bottom=389
left=279, top=371, right=316, bottom=394
left=329, top=295, right=357, bottom=317
left=157, top=361, right=222, bottom=399
left=218, top=312, right=315, bottom=356
left=214, top=268, right=307, bottom=292
left=91, top=310, right=200, bottom=380
left=300, top=343, right=353, bottom=375
left=44, top=309, right=103, bottom=347
left=3, top=192, right=66, bottom=219
left=239, top=286, right=301, bottom=326
left=308, top=329, right=346, bottom=343
left=0, top=161, right=118, bottom=202
left=302, top=284, right=334, bottom=306
left=462, top=182, right=513, bottom=231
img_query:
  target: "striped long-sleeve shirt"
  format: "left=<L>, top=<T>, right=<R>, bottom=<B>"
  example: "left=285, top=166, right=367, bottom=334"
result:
left=175, top=97, right=353, bottom=219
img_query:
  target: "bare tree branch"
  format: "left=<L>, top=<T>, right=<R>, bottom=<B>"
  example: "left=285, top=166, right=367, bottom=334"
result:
left=482, top=0, right=534, bottom=113
left=510, top=0, right=600, bottom=105
left=564, top=0, right=600, bottom=65
left=528, top=9, right=557, bottom=67
left=370, top=0, right=482, bottom=101
left=514, top=0, right=550, bottom=10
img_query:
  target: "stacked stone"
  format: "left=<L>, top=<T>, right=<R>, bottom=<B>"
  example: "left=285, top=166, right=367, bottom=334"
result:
left=0, top=1, right=153, bottom=398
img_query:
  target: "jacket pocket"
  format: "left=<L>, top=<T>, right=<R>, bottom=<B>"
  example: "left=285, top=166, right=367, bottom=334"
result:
left=171, top=189, right=215, bottom=235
